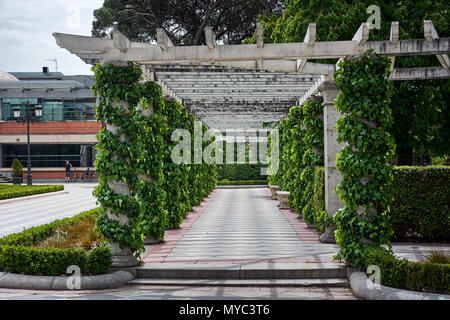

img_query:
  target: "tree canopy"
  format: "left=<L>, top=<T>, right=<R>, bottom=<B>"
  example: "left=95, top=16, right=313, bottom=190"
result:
left=92, top=0, right=284, bottom=45
left=247, top=0, right=449, bottom=164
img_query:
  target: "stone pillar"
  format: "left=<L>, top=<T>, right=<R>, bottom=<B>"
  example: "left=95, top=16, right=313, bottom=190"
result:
left=318, top=81, right=347, bottom=243
left=101, top=60, right=139, bottom=268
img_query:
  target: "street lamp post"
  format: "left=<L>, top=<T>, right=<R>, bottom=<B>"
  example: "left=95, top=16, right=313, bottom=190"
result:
left=13, top=101, right=42, bottom=185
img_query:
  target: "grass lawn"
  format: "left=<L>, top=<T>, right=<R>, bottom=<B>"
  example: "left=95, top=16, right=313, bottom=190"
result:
left=0, top=184, right=64, bottom=200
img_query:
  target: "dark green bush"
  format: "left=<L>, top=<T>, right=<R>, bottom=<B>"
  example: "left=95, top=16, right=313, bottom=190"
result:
left=0, top=185, right=64, bottom=200
left=390, top=166, right=450, bottom=241
left=310, top=166, right=450, bottom=241
left=0, top=209, right=111, bottom=276
left=364, top=246, right=450, bottom=294
left=11, top=158, right=23, bottom=177
left=217, top=164, right=267, bottom=181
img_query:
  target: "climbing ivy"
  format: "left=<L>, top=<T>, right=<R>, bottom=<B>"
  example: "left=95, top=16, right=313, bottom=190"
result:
left=286, top=106, right=307, bottom=215
left=92, top=63, right=151, bottom=256
left=333, top=50, right=396, bottom=267
left=92, top=63, right=217, bottom=257
left=300, top=99, right=324, bottom=225
left=162, top=98, right=191, bottom=229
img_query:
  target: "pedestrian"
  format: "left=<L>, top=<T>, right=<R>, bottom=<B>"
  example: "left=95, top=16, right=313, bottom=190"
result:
left=65, top=160, right=72, bottom=183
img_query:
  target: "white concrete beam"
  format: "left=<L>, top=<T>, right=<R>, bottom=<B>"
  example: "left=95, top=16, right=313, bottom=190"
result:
left=304, top=23, right=316, bottom=46
left=390, top=67, right=450, bottom=80
left=424, top=20, right=449, bottom=69
left=204, top=27, right=215, bottom=50
left=256, top=24, right=264, bottom=48
left=352, top=23, right=370, bottom=47
left=390, top=21, right=399, bottom=47
left=112, top=30, right=130, bottom=52
left=156, top=28, right=174, bottom=51
left=54, top=32, right=450, bottom=66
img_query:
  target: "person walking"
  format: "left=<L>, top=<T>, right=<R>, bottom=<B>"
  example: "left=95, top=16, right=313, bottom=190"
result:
left=64, top=160, right=72, bottom=183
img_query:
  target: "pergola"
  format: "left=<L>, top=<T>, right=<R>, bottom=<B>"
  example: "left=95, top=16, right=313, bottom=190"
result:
left=53, top=20, right=450, bottom=246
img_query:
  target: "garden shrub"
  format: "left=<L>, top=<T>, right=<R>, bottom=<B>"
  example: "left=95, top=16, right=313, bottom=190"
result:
left=217, top=164, right=267, bottom=181
left=0, top=209, right=111, bottom=276
left=364, top=245, right=450, bottom=294
left=390, top=166, right=450, bottom=241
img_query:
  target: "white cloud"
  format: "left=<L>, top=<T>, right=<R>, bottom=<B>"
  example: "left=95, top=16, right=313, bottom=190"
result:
left=0, top=0, right=104, bottom=75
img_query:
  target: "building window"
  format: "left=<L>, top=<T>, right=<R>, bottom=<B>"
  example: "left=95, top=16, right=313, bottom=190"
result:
left=1, top=98, right=94, bottom=121
left=2, top=144, right=96, bottom=168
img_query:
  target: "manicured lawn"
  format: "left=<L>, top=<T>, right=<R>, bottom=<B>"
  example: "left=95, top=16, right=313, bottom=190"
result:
left=0, top=184, right=64, bottom=200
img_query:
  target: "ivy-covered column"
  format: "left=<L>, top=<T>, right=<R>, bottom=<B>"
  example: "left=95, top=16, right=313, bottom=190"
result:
left=301, top=95, right=324, bottom=229
left=135, top=82, right=167, bottom=244
left=92, top=62, right=144, bottom=268
left=318, top=80, right=347, bottom=243
left=333, top=50, right=395, bottom=267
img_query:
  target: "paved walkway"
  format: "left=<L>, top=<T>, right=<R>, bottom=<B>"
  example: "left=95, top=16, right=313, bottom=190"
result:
left=0, top=183, right=97, bottom=237
left=143, top=187, right=450, bottom=264
left=143, top=188, right=338, bottom=263
left=0, top=285, right=356, bottom=300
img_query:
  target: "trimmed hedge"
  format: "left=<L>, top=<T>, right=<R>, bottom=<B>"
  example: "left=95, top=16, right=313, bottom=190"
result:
left=217, top=164, right=267, bottom=181
left=312, top=166, right=450, bottom=242
left=0, top=185, right=64, bottom=200
left=390, top=166, right=450, bottom=241
left=218, top=179, right=268, bottom=185
left=364, top=246, right=450, bottom=294
left=0, top=209, right=111, bottom=276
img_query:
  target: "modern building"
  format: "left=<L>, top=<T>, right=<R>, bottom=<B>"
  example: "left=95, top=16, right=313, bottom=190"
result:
left=0, top=68, right=101, bottom=181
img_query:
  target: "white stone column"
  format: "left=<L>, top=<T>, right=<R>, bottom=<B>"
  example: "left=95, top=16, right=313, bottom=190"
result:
left=101, top=60, right=139, bottom=268
left=319, top=80, right=347, bottom=243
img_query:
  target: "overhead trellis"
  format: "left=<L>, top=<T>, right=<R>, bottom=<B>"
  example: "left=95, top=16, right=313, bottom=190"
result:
left=54, top=20, right=449, bottom=131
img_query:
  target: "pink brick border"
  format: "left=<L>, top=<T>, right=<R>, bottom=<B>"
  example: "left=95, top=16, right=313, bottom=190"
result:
left=142, top=189, right=219, bottom=263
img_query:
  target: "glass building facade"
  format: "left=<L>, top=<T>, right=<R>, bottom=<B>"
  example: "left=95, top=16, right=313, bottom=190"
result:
left=1, top=98, right=95, bottom=121
left=2, top=144, right=96, bottom=168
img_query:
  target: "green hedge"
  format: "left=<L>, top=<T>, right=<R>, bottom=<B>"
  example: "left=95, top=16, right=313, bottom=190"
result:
left=0, top=209, right=111, bottom=276
left=217, top=164, right=267, bottom=181
left=218, top=180, right=268, bottom=185
left=0, top=185, right=64, bottom=200
left=390, top=166, right=450, bottom=241
left=312, top=166, right=450, bottom=241
left=364, top=246, right=450, bottom=294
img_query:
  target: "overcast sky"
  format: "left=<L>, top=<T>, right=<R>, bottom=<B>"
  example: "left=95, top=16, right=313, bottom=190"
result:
left=0, top=0, right=104, bottom=75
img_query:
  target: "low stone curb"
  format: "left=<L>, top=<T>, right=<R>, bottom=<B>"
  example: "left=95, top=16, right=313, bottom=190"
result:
left=349, top=271, right=450, bottom=300
left=0, top=271, right=134, bottom=290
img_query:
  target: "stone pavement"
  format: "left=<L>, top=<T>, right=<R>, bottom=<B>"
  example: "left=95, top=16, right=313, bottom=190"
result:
left=143, top=188, right=338, bottom=264
left=0, top=183, right=97, bottom=237
left=0, top=285, right=357, bottom=300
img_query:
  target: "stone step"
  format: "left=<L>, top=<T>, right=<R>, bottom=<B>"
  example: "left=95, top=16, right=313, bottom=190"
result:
left=128, top=278, right=349, bottom=288
left=136, top=263, right=347, bottom=280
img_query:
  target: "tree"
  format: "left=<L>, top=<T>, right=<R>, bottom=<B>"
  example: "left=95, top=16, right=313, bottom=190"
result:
left=249, top=0, right=449, bottom=164
left=92, top=0, right=284, bottom=45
